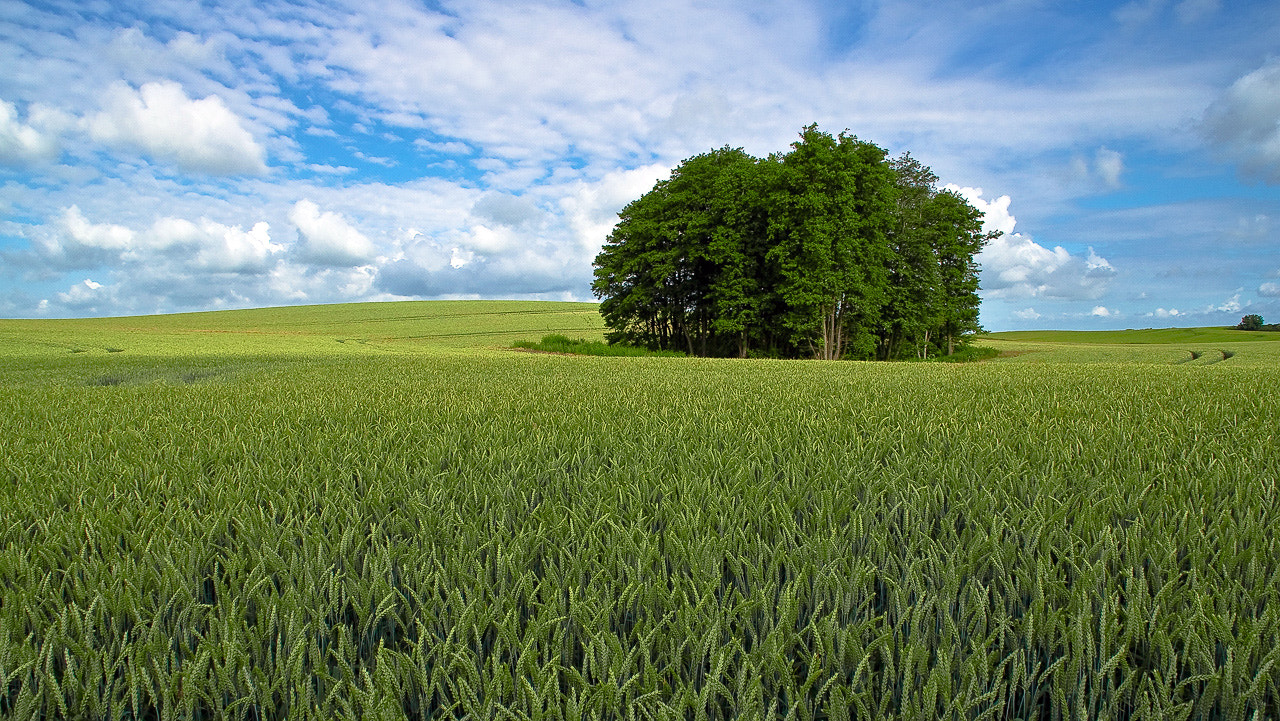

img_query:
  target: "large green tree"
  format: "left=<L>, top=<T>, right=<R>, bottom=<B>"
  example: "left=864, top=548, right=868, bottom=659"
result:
left=593, top=147, right=765, bottom=355
left=766, top=125, right=896, bottom=360
left=875, top=156, right=995, bottom=359
left=592, top=125, right=989, bottom=360
left=878, top=152, right=942, bottom=360
left=928, top=189, right=992, bottom=355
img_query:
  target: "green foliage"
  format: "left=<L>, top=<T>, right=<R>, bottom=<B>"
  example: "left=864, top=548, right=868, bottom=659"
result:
left=593, top=125, right=989, bottom=360
left=593, top=146, right=769, bottom=357
left=768, top=125, right=895, bottom=360
left=1233, top=314, right=1280, bottom=331
left=1237, top=314, right=1264, bottom=330
left=512, top=334, right=685, bottom=357
left=3, top=302, right=1280, bottom=719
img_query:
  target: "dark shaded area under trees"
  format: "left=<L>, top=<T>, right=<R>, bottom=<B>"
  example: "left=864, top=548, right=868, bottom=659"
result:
left=592, top=125, right=997, bottom=360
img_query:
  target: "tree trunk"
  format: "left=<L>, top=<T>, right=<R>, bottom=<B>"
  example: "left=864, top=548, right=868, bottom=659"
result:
left=821, top=302, right=841, bottom=360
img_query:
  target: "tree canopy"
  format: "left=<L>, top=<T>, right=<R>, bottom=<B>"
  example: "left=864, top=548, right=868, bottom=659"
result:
left=592, top=125, right=996, bottom=360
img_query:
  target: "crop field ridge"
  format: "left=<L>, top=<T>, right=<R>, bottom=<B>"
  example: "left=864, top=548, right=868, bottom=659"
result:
left=2, top=302, right=1279, bottom=719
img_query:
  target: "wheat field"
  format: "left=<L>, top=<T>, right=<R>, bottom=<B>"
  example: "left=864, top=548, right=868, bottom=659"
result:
left=2, top=302, right=1277, bottom=719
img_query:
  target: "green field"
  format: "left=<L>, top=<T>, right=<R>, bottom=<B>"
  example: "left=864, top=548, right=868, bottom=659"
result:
left=2, top=302, right=1278, bottom=719
left=981, top=326, right=1280, bottom=368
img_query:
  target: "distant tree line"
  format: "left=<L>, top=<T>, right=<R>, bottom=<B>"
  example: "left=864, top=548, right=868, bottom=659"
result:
left=591, top=125, right=998, bottom=360
left=1236, top=314, right=1280, bottom=331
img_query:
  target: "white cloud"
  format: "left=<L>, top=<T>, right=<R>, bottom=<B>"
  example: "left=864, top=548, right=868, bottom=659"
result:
left=1067, top=147, right=1125, bottom=190
left=1013, top=308, right=1041, bottom=320
left=1086, top=248, right=1115, bottom=274
left=53, top=278, right=115, bottom=312
left=449, top=247, right=474, bottom=269
left=27, top=206, right=136, bottom=269
left=1150, top=307, right=1182, bottom=317
left=456, top=224, right=518, bottom=255
left=951, top=188, right=1118, bottom=301
left=560, top=163, right=670, bottom=256
left=980, top=235, right=1117, bottom=300
left=307, top=164, right=356, bottom=175
left=1212, top=292, right=1242, bottom=313
left=289, top=199, right=377, bottom=267
left=1091, top=306, right=1116, bottom=317
left=85, top=81, right=267, bottom=175
left=943, top=186, right=1016, bottom=236
left=471, top=193, right=543, bottom=229
left=1203, top=59, right=1280, bottom=184
left=414, top=139, right=471, bottom=155
left=1260, top=282, right=1280, bottom=297
left=148, top=217, right=282, bottom=274
left=1094, top=147, right=1124, bottom=188
left=59, top=206, right=133, bottom=251
left=28, top=206, right=285, bottom=276
left=0, top=99, right=60, bottom=165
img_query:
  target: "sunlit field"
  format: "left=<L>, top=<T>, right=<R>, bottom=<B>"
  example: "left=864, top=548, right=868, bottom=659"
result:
left=981, top=327, right=1280, bottom=368
left=2, top=302, right=1277, bottom=719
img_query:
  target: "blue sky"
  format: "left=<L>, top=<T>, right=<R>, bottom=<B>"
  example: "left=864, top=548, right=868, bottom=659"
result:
left=2, top=0, right=1278, bottom=330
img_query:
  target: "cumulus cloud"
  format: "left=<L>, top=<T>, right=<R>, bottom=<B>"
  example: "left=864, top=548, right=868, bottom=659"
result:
left=19, top=206, right=282, bottom=278
left=471, top=193, right=544, bottom=229
left=456, top=224, right=520, bottom=255
left=560, top=163, right=670, bottom=255
left=1260, top=282, right=1280, bottom=297
left=946, top=187, right=1117, bottom=301
left=979, top=235, right=1117, bottom=300
left=1013, top=308, right=1041, bottom=320
left=0, top=99, right=60, bottom=165
left=52, top=278, right=116, bottom=313
left=1091, top=306, right=1116, bottom=317
left=289, top=200, right=377, bottom=267
left=1149, top=307, right=1182, bottom=318
left=85, top=81, right=267, bottom=175
left=450, top=247, right=475, bottom=269
left=943, top=185, right=1016, bottom=237
left=148, top=217, right=282, bottom=274
left=27, top=206, right=135, bottom=269
left=375, top=256, right=582, bottom=299
left=1212, top=292, right=1242, bottom=313
left=1203, top=59, right=1280, bottom=184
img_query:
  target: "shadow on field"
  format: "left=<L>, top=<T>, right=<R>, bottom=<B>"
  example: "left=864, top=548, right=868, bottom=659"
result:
left=85, top=368, right=222, bottom=387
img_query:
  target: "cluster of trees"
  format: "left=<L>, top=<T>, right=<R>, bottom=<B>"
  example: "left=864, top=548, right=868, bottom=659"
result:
left=592, top=125, right=997, bottom=360
left=1236, top=314, right=1279, bottom=331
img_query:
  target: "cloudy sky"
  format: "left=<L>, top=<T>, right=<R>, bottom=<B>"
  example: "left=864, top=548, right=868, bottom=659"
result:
left=2, top=0, right=1278, bottom=329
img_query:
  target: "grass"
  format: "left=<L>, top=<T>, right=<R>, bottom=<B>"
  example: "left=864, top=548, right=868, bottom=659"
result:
left=0, top=300, right=606, bottom=386
left=978, top=326, right=1280, bottom=368
left=985, top=325, right=1280, bottom=344
left=2, top=303, right=1278, bottom=719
